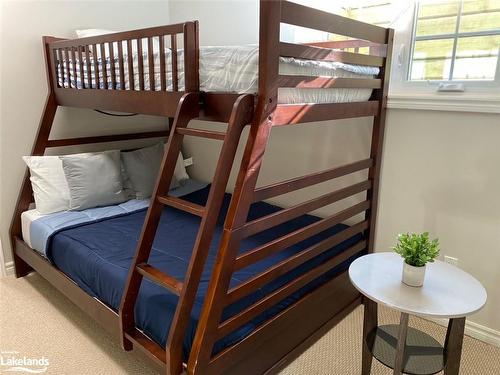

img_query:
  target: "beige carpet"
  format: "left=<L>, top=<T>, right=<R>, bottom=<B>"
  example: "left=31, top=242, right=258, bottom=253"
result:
left=0, top=273, right=499, bottom=374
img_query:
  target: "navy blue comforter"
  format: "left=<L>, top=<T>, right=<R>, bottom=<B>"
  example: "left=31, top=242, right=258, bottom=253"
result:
left=49, top=186, right=363, bottom=358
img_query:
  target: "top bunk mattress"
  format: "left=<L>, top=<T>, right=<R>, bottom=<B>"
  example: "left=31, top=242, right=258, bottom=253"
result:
left=58, top=45, right=379, bottom=104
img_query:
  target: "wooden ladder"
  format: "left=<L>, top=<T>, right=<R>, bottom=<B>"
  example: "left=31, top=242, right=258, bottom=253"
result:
left=118, top=92, right=254, bottom=373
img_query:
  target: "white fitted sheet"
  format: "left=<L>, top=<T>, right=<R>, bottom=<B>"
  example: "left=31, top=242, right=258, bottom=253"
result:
left=58, top=45, right=379, bottom=104
left=21, top=209, right=47, bottom=248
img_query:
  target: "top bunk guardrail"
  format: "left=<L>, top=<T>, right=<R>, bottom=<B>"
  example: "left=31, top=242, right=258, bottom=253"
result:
left=45, top=21, right=199, bottom=117
left=257, top=0, right=394, bottom=126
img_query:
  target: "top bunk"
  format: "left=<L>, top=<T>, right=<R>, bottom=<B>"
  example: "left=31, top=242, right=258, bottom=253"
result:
left=42, top=0, right=393, bottom=123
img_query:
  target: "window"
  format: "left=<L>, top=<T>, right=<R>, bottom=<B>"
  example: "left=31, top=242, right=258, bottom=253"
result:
left=286, top=1, right=500, bottom=96
left=409, top=0, right=500, bottom=82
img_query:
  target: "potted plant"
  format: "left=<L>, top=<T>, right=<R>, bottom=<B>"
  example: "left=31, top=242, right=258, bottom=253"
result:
left=393, top=232, right=440, bottom=287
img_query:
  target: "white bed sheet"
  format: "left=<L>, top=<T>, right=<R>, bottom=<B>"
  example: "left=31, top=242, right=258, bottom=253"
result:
left=21, top=209, right=46, bottom=249
left=58, top=45, right=379, bottom=104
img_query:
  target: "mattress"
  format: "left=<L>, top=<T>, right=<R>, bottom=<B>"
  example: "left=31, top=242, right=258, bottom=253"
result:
left=33, top=184, right=364, bottom=359
left=22, top=179, right=209, bottom=256
left=58, top=45, right=379, bottom=104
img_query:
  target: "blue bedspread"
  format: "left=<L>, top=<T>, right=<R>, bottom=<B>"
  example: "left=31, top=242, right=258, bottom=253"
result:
left=29, top=179, right=208, bottom=256
left=48, top=185, right=364, bottom=358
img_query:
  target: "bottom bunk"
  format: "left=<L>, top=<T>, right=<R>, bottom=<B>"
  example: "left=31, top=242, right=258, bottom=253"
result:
left=15, top=180, right=365, bottom=372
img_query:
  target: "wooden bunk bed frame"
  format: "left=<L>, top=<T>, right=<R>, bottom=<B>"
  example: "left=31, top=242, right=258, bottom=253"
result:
left=10, top=1, right=393, bottom=374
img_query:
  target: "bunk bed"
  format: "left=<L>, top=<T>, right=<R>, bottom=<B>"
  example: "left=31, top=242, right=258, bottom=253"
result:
left=10, top=1, right=393, bottom=374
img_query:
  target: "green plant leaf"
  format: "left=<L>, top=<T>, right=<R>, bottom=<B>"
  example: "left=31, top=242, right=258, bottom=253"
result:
left=393, top=232, right=440, bottom=266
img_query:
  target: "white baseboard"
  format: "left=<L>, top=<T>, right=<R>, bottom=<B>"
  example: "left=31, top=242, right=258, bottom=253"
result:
left=4, top=261, right=15, bottom=276
left=425, top=317, right=500, bottom=348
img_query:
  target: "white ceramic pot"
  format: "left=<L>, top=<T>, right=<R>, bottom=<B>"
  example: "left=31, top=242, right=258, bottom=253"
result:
left=402, top=262, right=426, bottom=287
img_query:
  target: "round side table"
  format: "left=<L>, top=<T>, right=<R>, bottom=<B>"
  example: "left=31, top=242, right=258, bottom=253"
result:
left=349, top=252, right=487, bottom=375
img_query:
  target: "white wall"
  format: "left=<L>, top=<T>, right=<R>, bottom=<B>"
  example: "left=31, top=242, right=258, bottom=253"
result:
left=169, top=0, right=259, bottom=45
left=377, top=109, right=500, bottom=333
left=0, top=0, right=170, bottom=266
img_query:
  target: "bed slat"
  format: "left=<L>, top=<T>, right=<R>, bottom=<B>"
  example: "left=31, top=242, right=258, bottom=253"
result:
left=159, top=35, right=167, bottom=91
left=84, top=46, right=92, bottom=89
left=253, top=158, right=373, bottom=202
left=77, top=46, right=84, bottom=88
left=235, top=200, right=371, bottom=270
left=100, top=43, right=108, bottom=89
left=308, top=40, right=388, bottom=57
left=227, top=221, right=369, bottom=304
left=65, top=48, right=71, bottom=88
left=216, top=240, right=366, bottom=339
left=56, top=49, right=63, bottom=88
left=148, top=37, right=155, bottom=91
left=109, top=42, right=116, bottom=89
left=159, top=35, right=166, bottom=91
left=171, top=35, right=178, bottom=91
left=137, top=39, right=145, bottom=90
left=277, top=75, right=382, bottom=89
left=117, top=41, right=125, bottom=90
left=127, top=40, right=134, bottom=90
left=280, top=42, right=385, bottom=67
left=52, top=49, right=60, bottom=88
left=281, top=1, right=387, bottom=44
left=71, top=47, right=77, bottom=88
left=272, top=101, right=379, bottom=125
left=241, top=180, right=371, bottom=238
left=92, top=44, right=99, bottom=89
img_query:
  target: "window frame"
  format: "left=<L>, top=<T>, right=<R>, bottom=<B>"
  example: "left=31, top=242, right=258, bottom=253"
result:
left=406, top=0, right=500, bottom=88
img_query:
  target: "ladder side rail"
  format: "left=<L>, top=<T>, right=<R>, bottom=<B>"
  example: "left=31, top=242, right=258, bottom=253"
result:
left=365, top=28, right=394, bottom=254
left=187, top=1, right=281, bottom=371
left=119, top=92, right=200, bottom=351
left=167, top=94, right=254, bottom=375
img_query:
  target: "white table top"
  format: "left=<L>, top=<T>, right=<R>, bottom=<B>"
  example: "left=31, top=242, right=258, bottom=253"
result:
left=349, top=252, right=487, bottom=318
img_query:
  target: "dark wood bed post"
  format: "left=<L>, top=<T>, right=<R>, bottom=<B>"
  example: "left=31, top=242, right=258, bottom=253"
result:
left=187, top=1, right=281, bottom=373
left=365, top=28, right=394, bottom=254
left=9, top=36, right=60, bottom=278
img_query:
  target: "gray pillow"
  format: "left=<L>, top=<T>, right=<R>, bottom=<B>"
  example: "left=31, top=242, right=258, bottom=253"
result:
left=121, top=143, right=179, bottom=200
left=120, top=160, right=136, bottom=200
left=60, top=150, right=127, bottom=210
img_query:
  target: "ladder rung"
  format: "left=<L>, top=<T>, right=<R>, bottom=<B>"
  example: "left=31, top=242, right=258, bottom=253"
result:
left=158, top=195, right=205, bottom=217
left=176, top=127, right=226, bottom=140
left=136, top=263, right=184, bottom=295
left=124, top=327, right=166, bottom=366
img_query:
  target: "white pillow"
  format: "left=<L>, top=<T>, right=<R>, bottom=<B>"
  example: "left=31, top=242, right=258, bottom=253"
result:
left=175, top=153, right=190, bottom=182
left=76, top=28, right=115, bottom=39
left=22, top=156, right=70, bottom=214
left=75, top=29, right=159, bottom=57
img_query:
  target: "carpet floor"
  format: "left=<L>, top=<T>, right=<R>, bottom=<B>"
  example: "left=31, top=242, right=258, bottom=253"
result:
left=0, top=273, right=498, bottom=374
